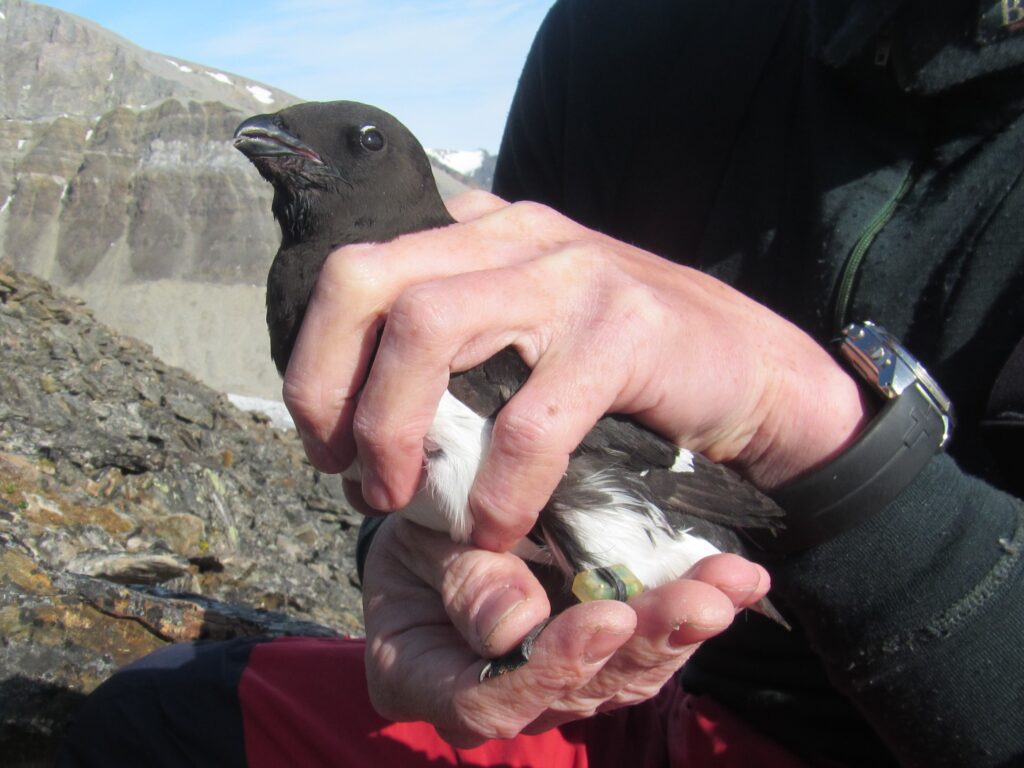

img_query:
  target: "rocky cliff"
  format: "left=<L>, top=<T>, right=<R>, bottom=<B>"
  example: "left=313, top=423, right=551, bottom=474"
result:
left=0, top=261, right=366, bottom=766
left=0, top=0, right=471, bottom=399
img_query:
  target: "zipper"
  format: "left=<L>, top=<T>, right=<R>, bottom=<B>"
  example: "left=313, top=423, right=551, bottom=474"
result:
left=832, top=162, right=917, bottom=333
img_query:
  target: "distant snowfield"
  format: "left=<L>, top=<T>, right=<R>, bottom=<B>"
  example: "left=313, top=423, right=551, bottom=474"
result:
left=427, top=148, right=485, bottom=178
left=228, top=394, right=295, bottom=430
left=246, top=85, right=274, bottom=105
left=205, top=71, right=233, bottom=85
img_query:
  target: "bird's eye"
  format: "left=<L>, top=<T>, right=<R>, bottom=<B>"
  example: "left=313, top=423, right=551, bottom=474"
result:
left=359, top=126, right=385, bottom=152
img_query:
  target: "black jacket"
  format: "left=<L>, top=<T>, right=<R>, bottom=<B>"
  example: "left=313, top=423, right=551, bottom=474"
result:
left=493, top=1, right=1024, bottom=766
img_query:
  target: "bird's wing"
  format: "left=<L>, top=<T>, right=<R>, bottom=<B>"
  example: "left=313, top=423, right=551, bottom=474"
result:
left=576, top=416, right=784, bottom=533
left=644, top=452, right=785, bottom=532
left=449, top=347, right=783, bottom=533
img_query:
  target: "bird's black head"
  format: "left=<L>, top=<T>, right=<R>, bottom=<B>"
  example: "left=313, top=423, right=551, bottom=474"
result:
left=234, top=100, right=454, bottom=376
left=233, top=100, right=450, bottom=248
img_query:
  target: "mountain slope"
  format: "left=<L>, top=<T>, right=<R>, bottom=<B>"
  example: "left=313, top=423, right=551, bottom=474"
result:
left=0, top=0, right=470, bottom=399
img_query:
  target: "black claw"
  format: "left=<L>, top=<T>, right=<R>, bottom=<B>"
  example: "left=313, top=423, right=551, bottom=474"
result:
left=478, top=618, right=553, bottom=682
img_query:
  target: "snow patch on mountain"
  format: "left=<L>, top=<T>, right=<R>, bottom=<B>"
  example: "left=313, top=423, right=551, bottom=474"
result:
left=426, top=148, right=496, bottom=190
left=427, top=148, right=485, bottom=177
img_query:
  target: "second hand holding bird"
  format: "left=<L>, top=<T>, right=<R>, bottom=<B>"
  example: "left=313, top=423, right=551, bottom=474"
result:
left=362, top=512, right=772, bottom=747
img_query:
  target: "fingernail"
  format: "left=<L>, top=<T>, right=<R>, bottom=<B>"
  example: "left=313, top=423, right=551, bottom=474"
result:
left=361, top=465, right=392, bottom=510
left=584, top=626, right=631, bottom=664
left=478, top=586, right=528, bottom=648
left=668, top=616, right=728, bottom=647
left=720, top=565, right=767, bottom=604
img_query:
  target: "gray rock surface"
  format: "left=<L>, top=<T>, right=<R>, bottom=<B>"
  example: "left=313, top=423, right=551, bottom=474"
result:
left=0, top=261, right=366, bottom=765
left=0, top=0, right=471, bottom=400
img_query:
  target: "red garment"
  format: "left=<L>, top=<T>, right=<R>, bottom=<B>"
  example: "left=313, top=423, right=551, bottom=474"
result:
left=239, top=636, right=805, bottom=768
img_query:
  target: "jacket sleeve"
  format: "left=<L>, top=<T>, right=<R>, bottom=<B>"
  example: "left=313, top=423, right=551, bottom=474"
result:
left=772, top=453, right=1024, bottom=767
left=492, top=3, right=1024, bottom=766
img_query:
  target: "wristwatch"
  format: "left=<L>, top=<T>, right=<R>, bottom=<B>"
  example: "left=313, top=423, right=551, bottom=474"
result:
left=749, top=321, right=954, bottom=555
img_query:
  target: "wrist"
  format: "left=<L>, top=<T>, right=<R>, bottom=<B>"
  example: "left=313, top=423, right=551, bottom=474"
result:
left=737, top=336, right=874, bottom=491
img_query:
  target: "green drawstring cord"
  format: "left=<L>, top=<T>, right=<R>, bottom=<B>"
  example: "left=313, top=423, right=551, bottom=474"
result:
left=832, top=163, right=916, bottom=333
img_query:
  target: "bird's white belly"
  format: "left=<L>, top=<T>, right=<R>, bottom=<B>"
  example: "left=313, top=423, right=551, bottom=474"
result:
left=349, top=390, right=720, bottom=587
left=343, top=391, right=488, bottom=541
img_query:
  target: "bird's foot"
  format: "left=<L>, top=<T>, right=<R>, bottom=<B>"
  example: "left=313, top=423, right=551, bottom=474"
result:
left=478, top=618, right=553, bottom=682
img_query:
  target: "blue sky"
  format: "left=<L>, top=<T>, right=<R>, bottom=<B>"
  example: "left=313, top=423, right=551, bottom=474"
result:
left=39, top=0, right=556, bottom=152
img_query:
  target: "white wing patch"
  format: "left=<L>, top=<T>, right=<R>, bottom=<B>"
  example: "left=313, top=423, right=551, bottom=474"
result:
left=670, top=448, right=695, bottom=473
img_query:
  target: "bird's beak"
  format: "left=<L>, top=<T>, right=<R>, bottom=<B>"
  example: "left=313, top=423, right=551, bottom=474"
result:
left=233, top=114, right=323, bottom=164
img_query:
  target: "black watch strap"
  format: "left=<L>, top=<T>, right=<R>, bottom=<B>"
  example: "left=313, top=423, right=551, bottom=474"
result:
left=748, top=381, right=947, bottom=554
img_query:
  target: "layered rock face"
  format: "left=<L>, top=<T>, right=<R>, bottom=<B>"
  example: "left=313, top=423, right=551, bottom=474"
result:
left=0, top=0, right=298, bottom=399
left=0, top=262, right=365, bottom=765
left=0, top=0, right=469, bottom=398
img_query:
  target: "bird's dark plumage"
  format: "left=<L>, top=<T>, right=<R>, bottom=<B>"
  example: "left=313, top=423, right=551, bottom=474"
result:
left=234, top=102, right=453, bottom=375
left=234, top=100, right=787, bottom=636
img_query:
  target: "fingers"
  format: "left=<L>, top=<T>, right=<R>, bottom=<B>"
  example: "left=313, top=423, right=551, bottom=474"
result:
left=365, top=522, right=765, bottom=746
left=352, top=245, right=664, bottom=549
left=523, top=554, right=766, bottom=733
left=351, top=262, right=564, bottom=511
left=683, top=552, right=771, bottom=613
left=437, top=601, right=636, bottom=747
left=384, top=519, right=552, bottom=657
left=283, top=199, right=583, bottom=478
left=467, top=273, right=659, bottom=548
left=283, top=216, right=508, bottom=474
left=362, top=518, right=634, bottom=745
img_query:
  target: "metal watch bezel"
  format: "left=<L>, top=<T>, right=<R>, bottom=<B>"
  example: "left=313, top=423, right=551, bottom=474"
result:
left=839, top=321, right=954, bottom=447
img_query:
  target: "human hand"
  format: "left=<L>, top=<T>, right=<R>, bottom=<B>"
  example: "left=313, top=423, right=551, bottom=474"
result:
left=284, top=192, right=869, bottom=551
left=362, top=514, right=771, bottom=747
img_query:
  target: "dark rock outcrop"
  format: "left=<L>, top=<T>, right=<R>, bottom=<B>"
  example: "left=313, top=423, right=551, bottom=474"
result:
left=0, top=261, right=365, bottom=765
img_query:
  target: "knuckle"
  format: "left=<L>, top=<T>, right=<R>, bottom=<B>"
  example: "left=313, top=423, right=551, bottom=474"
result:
left=364, top=645, right=403, bottom=721
left=544, top=240, right=614, bottom=278
left=610, top=279, right=664, bottom=327
left=317, top=245, right=382, bottom=299
left=508, top=199, right=554, bottom=229
left=281, top=372, right=332, bottom=432
left=491, top=405, right=559, bottom=459
left=448, top=698, right=527, bottom=742
left=388, top=283, right=455, bottom=350
left=352, top=405, right=420, bottom=459
left=439, top=550, right=492, bottom=605
left=460, top=188, right=499, bottom=210
left=470, top=486, right=539, bottom=542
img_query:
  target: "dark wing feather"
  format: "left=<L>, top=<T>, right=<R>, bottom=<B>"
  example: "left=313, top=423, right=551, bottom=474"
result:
left=575, top=413, right=678, bottom=471
left=644, top=452, right=784, bottom=532
left=448, top=346, right=530, bottom=418
left=576, top=415, right=784, bottom=533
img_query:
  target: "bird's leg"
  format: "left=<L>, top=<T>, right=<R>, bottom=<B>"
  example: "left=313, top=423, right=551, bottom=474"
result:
left=478, top=618, right=554, bottom=682
left=478, top=564, right=644, bottom=682
left=572, top=564, right=644, bottom=603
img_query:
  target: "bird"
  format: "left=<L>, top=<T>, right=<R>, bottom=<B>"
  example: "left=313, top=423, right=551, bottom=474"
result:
left=233, top=100, right=786, bottom=678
